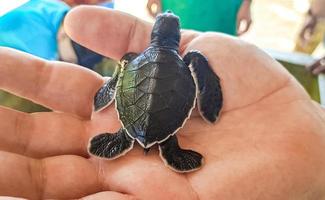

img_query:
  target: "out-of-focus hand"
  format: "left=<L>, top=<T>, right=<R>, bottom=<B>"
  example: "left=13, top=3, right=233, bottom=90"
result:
left=146, top=0, right=161, bottom=17
left=0, top=6, right=325, bottom=200
left=306, top=55, right=325, bottom=75
left=299, top=12, right=318, bottom=45
left=237, top=0, right=252, bottom=35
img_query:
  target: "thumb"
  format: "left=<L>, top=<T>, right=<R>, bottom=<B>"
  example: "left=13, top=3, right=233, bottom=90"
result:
left=147, top=0, right=161, bottom=17
left=82, top=191, right=138, bottom=200
left=299, top=25, right=313, bottom=42
left=237, top=19, right=252, bottom=36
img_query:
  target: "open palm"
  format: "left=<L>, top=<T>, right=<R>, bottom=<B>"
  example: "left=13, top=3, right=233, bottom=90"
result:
left=0, top=7, right=325, bottom=200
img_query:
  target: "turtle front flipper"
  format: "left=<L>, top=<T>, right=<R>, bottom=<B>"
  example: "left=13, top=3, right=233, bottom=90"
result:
left=94, top=62, right=121, bottom=111
left=184, top=50, right=223, bottom=123
left=94, top=76, right=118, bottom=111
left=159, top=135, right=203, bottom=172
left=94, top=52, right=138, bottom=111
left=88, top=128, right=134, bottom=159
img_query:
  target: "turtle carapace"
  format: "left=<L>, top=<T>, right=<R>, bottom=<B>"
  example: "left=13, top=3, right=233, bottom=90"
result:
left=88, top=11, right=223, bottom=173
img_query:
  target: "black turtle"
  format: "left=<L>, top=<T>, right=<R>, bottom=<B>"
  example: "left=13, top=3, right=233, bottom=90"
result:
left=88, top=11, right=223, bottom=172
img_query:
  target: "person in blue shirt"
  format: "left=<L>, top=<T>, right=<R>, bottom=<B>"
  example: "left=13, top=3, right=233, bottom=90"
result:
left=0, top=0, right=69, bottom=60
left=0, top=0, right=114, bottom=63
left=0, top=0, right=114, bottom=112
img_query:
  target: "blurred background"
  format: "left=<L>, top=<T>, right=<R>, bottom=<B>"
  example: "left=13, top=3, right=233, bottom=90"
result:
left=0, top=0, right=325, bottom=112
left=116, top=0, right=324, bottom=55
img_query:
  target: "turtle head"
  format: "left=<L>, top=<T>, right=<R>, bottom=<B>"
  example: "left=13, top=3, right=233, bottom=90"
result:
left=150, top=11, right=180, bottom=50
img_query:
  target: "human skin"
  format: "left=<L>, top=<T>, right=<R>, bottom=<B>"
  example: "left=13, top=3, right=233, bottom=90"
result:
left=301, top=0, right=325, bottom=75
left=236, top=0, right=252, bottom=35
left=0, top=6, right=325, bottom=199
left=306, top=55, right=325, bottom=75
left=298, top=0, right=325, bottom=48
left=311, top=0, right=325, bottom=18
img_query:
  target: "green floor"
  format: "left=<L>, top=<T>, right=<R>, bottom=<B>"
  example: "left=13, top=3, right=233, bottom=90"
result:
left=266, top=49, right=321, bottom=103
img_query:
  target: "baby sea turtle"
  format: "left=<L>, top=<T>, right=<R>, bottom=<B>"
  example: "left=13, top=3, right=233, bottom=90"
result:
left=88, top=11, right=223, bottom=172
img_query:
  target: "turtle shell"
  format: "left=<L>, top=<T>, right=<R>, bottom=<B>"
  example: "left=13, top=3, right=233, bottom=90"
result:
left=116, top=47, right=196, bottom=147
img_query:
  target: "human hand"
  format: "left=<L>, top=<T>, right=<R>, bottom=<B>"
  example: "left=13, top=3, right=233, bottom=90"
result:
left=299, top=11, right=318, bottom=46
left=146, top=0, right=161, bottom=18
left=237, top=0, right=252, bottom=35
left=306, top=55, right=325, bottom=75
left=1, top=6, right=325, bottom=199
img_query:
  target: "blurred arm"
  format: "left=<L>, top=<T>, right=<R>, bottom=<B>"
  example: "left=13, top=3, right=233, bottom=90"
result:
left=310, top=0, right=325, bottom=18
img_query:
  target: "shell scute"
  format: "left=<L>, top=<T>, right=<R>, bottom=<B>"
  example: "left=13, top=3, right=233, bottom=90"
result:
left=116, top=49, right=196, bottom=146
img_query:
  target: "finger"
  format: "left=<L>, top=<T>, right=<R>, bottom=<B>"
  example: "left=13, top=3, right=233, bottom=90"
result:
left=299, top=26, right=308, bottom=41
left=146, top=1, right=156, bottom=17
left=82, top=191, right=137, bottom=200
left=154, top=1, right=162, bottom=16
left=146, top=2, right=153, bottom=16
left=306, top=60, right=319, bottom=72
left=0, top=106, right=86, bottom=158
left=237, top=19, right=252, bottom=36
left=237, top=19, right=245, bottom=36
left=0, top=47, right=103, bottom=118
left=307, top=58, right=325, bottom=74
left=300, top=24, right=316, bottom=43
left=312, top=64, right=325, bottom=75
left=0, top=105, right=120, bottom=158
left=308, top=21, right=317, bottom=36
left=64, top=6, right=195, bottom=60
left=245, top=19, right=252, bottom=33
left=0, top=151, right=102, bottom=199
left=64, top=6, right=152, bottom=60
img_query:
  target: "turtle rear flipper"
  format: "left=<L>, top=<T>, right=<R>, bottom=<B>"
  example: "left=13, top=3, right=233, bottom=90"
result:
left=184, top=50, right=223, bottom=123
left=88, top=128, right=134, bottom=159
left=159, top=136, right=203, bottom=172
